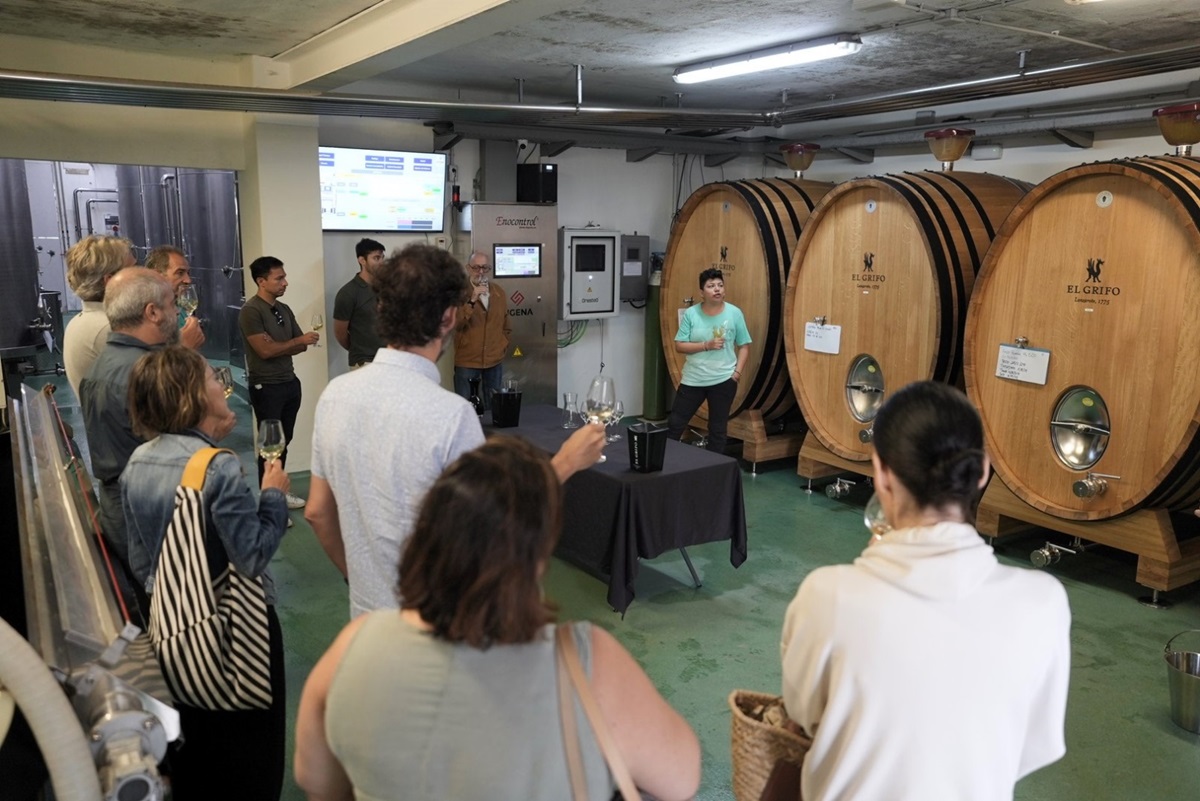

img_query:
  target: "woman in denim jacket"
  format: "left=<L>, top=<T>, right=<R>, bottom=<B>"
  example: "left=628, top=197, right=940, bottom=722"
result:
left=121, top=346, right=290, bottom=801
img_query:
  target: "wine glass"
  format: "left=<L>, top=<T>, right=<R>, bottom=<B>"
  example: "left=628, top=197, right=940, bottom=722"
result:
left=606, top=400, right=625, bottom=443
left=864, top=492, right=892, bottom=539
left=584, top=375, right=616, bottom=463
left=213, top=366, right=234, bottom=399
left=310, top=312, right=324, bottom=347
left=177, top=284, right=199, bottom=316
left=258, top=419, right=286, bottom=464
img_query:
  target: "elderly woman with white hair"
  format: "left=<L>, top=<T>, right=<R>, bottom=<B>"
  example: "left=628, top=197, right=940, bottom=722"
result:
left=63, top=234, right=136, bottom=397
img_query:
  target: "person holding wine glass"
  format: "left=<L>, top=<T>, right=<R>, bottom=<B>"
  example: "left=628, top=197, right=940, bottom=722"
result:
left=120, top=345, right=290, bottom=801
left=779, top=382, right=1070, bottom=801
left=666, top=268, right=751, bottom=455
left=145, top=245, right=205, bottom=351
left=454, top=250, right=511, bottom=411
left=238, top=255, right=319, bottom=508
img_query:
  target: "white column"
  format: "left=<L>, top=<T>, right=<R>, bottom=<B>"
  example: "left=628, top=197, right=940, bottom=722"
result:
left=239, top=114, right=327, bottom=473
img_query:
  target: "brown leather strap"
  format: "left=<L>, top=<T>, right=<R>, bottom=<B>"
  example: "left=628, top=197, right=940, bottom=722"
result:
left=556, top=625, right=641, bottom=801
left=557, top=628, right=590, bottom=800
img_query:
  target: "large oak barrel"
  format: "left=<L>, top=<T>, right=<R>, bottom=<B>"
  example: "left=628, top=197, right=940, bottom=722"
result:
left=661, top=178, right=833, bottom=422
left=785, top=171, right=1028, bottom=460
left=965, top=156, right=1200, bottom=520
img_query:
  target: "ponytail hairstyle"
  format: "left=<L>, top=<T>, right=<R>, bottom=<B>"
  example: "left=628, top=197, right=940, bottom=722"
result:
left=872, top=381, right=987, bottom=524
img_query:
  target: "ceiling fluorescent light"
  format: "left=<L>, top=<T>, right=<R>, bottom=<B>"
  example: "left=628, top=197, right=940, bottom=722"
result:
left=673, top=34, right=863, bottom=84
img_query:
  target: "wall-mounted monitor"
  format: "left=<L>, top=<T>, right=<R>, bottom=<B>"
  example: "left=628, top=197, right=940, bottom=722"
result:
left=494, top=244, right=542, bottom=278
left=318, top=146, right=447, bottom=232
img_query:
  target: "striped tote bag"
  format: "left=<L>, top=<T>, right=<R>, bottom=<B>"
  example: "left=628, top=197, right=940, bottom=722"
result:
left=148, top=447, right=273, bottom=711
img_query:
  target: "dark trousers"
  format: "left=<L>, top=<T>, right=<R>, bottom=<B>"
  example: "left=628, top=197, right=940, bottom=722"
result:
left=454, top=364, right=503, bottom=410
left=169, top=606, right=286, bottom=801
left=667, top=379, right=738, bottom=455
left=248, top=377, right=301, bottom=483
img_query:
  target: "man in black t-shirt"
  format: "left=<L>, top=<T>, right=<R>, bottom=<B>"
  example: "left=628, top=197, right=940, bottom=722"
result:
left=332, top=238, right=385, bottom=368
left=238, top=256, right=319, bottom=502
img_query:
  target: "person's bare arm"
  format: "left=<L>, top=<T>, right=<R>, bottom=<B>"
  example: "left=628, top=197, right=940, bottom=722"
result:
left=590, top=626, right=701, bottom=800
left=294, top=616, right=366, bottom=801
left=305, top=476, right=347, bottom=577
left=332, top=319, right=350, bottom=351
left=675, top=338, right=718, bottom=354
left=551, top=423, right=607, bottom=482
left=247, top=331, right=319, bottom=360
left=733, top=342, right=750, bottom=382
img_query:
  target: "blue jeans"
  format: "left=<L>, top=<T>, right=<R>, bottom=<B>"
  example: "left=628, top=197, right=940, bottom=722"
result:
left=454, top=364, right=503, bottom=411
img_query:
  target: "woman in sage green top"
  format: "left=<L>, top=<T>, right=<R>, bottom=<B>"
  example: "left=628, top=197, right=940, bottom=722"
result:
left=294, top=437, right=700, bottom=801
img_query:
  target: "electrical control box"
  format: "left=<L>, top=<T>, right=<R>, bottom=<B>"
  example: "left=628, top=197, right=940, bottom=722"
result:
left=559, top=227, right=621, bottom=320
left=620, top=234, right=650, bottom=302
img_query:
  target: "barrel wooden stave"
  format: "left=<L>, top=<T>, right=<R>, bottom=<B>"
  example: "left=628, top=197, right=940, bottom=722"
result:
left=964, top=157, right=1200, bottom=520
left=661, top=178, right=832, bottom=424
left=787, top=171, right=1027, bottom=461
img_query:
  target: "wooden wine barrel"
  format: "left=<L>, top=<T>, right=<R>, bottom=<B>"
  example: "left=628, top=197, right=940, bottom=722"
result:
left=965, top=156, right=1200, bottom=521
left=661, top=178, right=833, bottom=423
left=785, top=171, right=1028, bottom=461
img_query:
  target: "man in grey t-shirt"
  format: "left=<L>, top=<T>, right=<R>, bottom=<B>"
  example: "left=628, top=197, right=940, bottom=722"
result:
left=332, top=238, right=385, bottom=368
left=238, top=256, right=319, bottom=500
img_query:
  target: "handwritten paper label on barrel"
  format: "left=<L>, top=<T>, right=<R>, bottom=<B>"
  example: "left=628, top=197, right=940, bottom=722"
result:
left=995, top=344, right=1050, bottom=385
left=804, top=322, right=841, bottom=355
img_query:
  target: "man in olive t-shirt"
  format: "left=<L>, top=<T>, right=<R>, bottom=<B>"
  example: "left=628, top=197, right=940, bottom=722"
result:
left=333, top=238, right=385, bottom=368
left=238, top=256, right=319, bottom=495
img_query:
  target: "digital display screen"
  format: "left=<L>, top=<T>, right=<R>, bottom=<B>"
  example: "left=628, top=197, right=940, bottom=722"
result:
left=575, top=242, right=607, bottom=272
left=494, top=244, right=542, bottom=278
left=319, top=146, right=446, bottom=232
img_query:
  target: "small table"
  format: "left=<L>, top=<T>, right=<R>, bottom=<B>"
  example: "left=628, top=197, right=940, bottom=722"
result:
left=488, top=405, right=748, bottom=613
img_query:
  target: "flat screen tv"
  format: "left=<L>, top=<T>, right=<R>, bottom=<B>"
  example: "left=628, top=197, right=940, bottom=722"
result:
left=318, top=146, right=447, bottom=232
left=494, top=244, right=542, bottom=278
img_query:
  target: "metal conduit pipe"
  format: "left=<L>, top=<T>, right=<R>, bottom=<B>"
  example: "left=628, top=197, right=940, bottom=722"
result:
left=0, top=616, right=101, bottom=801
left=0, top=40, right=1198, bottom=130
left=72, top=188, right=117, bottom=240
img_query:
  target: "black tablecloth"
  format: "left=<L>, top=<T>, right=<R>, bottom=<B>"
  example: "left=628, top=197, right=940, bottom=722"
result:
left=487, top=404, right=748, bottom=613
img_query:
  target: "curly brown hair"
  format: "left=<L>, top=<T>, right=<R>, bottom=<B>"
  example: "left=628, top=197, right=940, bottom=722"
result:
left=398, top=437, right=561, bottom=648
left=375, top=244, right=470, bottom=347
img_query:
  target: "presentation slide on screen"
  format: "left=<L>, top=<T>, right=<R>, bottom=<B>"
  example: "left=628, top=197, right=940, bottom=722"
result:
left=495, top=245, right=542, bottom=277
left=319, top=147, right=446, bottom=232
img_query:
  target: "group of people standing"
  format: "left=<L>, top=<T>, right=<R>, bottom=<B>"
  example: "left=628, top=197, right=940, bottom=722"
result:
left=55, top=233, right=1070, bottom=801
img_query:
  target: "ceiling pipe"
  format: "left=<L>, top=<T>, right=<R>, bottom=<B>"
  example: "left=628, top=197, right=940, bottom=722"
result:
left=0, top=41, right=1197, bottom=140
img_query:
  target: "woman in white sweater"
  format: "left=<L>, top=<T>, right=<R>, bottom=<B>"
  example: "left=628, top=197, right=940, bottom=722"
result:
left=781, top=381, right=1071, bottom=801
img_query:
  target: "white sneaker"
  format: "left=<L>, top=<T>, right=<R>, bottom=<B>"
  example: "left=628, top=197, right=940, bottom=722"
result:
left=285, top=493, right=306, bottom=509
left=287, top=517, right=295, bottom=528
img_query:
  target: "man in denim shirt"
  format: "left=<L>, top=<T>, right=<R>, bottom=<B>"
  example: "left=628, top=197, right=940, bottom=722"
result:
left=80, top=268, right=179, bottom=600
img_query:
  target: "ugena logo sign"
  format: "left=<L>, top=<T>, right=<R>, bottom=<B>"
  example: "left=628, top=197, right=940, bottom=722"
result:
left=495, top=216, right=540, bottom=228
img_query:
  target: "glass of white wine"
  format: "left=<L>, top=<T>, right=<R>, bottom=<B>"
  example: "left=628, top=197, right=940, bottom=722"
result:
left=258, top=419, right=286, bottom=465
left=864, top=492, right=892, bottom=540
left=606, top=399, right=625, bottom=443
left=585, top=375, right=615, bottom=463
left=177, top=285, right=199, bottom=316
left=213, top=366, right=234, bottom=399
left=311, top=312, right=324, bottom=348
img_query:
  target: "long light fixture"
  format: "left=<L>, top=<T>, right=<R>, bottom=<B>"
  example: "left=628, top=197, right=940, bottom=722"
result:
left=672, top=34, right=863, bottom=85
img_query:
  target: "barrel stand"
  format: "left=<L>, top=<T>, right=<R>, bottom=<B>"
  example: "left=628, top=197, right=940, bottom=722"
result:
left=796, top=432, right=871, bottom=483
left=977, top=477, right=1200, bottom=599
left=728, top=411, right=807, bottom=473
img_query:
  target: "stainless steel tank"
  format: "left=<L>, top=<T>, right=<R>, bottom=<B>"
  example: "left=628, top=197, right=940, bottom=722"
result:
left=0, top=159, right=40, bottom=349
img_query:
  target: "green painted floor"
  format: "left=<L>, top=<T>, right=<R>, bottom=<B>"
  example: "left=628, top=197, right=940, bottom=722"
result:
left=36, top=375, right=1200, bottom=799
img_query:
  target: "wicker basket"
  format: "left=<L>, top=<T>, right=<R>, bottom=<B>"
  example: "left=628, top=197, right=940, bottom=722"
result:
left=729, top=690, right=812, bottom=801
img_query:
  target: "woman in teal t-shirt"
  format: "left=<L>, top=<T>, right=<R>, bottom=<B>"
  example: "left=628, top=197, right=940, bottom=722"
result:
left=667, top=268, right=751, bottom=454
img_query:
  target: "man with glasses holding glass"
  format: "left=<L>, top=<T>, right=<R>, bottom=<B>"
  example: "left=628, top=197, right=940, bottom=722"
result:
left=238, top=256, right=319, bottom=508
left=453, top=249, right=511, bottom=409
left=145, top=245, right=205, bottom=350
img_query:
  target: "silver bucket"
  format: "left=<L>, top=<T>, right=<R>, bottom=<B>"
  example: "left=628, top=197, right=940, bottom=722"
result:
left=1164, top=630, right=1200, bottom=734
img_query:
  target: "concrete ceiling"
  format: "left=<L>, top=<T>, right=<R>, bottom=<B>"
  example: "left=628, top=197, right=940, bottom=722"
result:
left=2, top=0, right=1199, bottom=154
